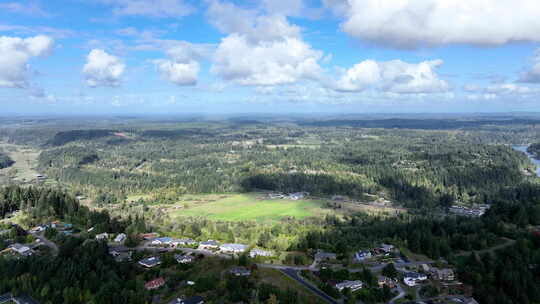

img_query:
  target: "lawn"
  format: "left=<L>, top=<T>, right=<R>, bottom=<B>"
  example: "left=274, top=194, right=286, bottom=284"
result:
left=170, top=193, right=331, bottom=221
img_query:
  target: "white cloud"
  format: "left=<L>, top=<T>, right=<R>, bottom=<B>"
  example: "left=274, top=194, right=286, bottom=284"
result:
left=332, top=0, right=540, bottom=48
left=153, top=41, right=210, bottom=86
left=333, top=59, right=449, bottom=94
left=154, top=60, right=199, bottom=86
left=101, top=0, right=194, bottom=18
left=207, top=1, right=323, bottom=86
left=83, top=49, right=125, bottom=87
left=207, top=1, right=301, bottom=43
left=520, top=49, right=540, bottom=83
left=212, top=34, right=323, bottom=86
left=0, top=35, right=54, bottom=88
left=262, top=0, right=304, bottom=16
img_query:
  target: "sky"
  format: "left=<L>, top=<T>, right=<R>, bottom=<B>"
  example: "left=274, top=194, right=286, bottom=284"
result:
left=1, top=0, right=540, bottom=114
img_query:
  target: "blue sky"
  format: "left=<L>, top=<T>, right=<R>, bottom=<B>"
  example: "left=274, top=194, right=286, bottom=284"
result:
left=1, top=0, right=540, bottom=114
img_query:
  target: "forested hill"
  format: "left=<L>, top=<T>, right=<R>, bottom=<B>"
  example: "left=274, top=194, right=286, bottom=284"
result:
left=527, top=143, right=540, bottom=159
left=0, top=153, right=14, bottom=169
left=0, top=186, right=148, bottom=304
left=49, top=129, right=115, bottom=146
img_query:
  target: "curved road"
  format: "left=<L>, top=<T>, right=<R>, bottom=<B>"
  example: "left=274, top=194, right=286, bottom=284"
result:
left=33, top=232, right=59, bottom=256
left=280, top=268, right=339, bottom=304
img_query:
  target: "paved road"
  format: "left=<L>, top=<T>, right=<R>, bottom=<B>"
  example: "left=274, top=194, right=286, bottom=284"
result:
left=257, top=263, right=312, bottom=271
left=32, top=232, right=59, bottom=256
left=280, top=268, right=339, bottom=304
left=389, top=284, right=405, bottom=304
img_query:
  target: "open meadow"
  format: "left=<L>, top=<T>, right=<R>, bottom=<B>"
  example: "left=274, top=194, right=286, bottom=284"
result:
left=168, top=193, right=332, bottom=221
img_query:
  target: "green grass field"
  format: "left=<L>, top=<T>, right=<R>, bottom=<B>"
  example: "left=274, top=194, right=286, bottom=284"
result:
left=170, top=193, right=330, bottom=221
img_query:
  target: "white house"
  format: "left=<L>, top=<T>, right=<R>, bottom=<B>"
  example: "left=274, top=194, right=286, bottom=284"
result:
left=403, top=272, right=427, bottom=286
left=355, top=250, right=372, bottom=261
left=95, top=233, right=109, bottom=240
left=199, top=240, right=220, bottom=250
left=249, top=248, right=273, bottom=258
left=175, top=254, right=195, bottom=264
left=151, top=237, right=173, bottom=246
left=114, top=233, right=127, bottom=243
left=335, top=280, right=363, bottom=292
left=220, top=243, right=248, bottom=254
left=9, top=244, right=33, bottom=256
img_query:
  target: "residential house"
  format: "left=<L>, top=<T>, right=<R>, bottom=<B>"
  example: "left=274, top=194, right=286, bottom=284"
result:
left=288, top=192, right=307, bottom=200
left=175, top=254, right=195, bottom=264
left=168, top=296, right=204, bottom=304
left=335, top=280, right=363, bottom=292
left=151, top=237, right=173, bottom=246
left=249, top=248, right=273, bottom=258
left=139, top=256, right=162, bottom=268
left=268, top=193, right=285, bottom=199
left=145, top=277, right=165, bottom=290
left=139, top=233, right=159, bottom=240
left=114, top=233, right=127, bottom=243
left=95, top=233, right=109, bottom=240
left=229, top=266, right=251, bottom=277
left=432, top=268, right=455, bottom=281
left=199, top=240, right=219, bottom=250
left=8, top=244, right=33, bottom=257
left=220, top=243, right=248, bottom=254
left=403, top=272, right=427, bottom=287
left=314, top=250, right=337, bottom=261
left=176, top=238, right=197, bottom=246
left=379, top=243, right=395, bottom=253
left=377, top=276, right=396, bottom=289
left=355, top=250, right=372, bottom=262
left=30, top=225, right=46, bottom=233
left=109, top=250, right=132, bottom=262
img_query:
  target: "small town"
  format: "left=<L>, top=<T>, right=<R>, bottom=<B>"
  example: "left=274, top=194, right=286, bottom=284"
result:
left=0, top=217, right=480, bottom=304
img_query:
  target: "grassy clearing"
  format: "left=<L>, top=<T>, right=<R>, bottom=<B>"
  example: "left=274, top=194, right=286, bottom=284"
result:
left=170, top=193, right=331, bottom=222
left=0, top=142, right=40, bottom=182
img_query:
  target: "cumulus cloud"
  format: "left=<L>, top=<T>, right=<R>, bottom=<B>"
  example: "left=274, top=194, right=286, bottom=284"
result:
left=333, top=59, right=449, bottom=94
left=154, top=60, right=199, bottom=86
left=101, top=0, right=194, bottom=18
left=212, top=34, right=323, bottom=86
left=83, top=49, right=125, bottom=87
left=153, top=41, right=211, bottom=86
left=0, top=35, right=54, bottom=88
left=207, top=1, right=323, bottom=86
left=330, top=0, right=540, bottom=48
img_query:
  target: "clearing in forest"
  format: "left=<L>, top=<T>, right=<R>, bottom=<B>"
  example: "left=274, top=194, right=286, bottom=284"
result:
left=0, top=143, right=41, bottom=182
left=170, top=193, right=331, bottom=221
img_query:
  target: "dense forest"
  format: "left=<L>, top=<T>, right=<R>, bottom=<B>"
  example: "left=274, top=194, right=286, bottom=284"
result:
left=527, top=142, right=540, bottom=159
left=0, top=116, right=530, bottom=211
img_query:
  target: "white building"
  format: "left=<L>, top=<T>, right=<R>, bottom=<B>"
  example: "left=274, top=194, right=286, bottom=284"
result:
left=335, top=280, right=363, bottom=292
left=249, top=248, right=273, bottom=258
left=9, top=244, right=33, bottom=256
left=355, top=250, right=372, bottom=261
left=403, top=272, right=427, bottom=286
left=151, top=237, right=173, bottom=245
left=220, top=243, right=248, bottom=254
left=95, top=233, right=109, bottom=240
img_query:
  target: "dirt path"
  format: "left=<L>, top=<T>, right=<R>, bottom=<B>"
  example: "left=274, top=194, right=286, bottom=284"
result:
left=456, top=237, right=516, bottom=257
